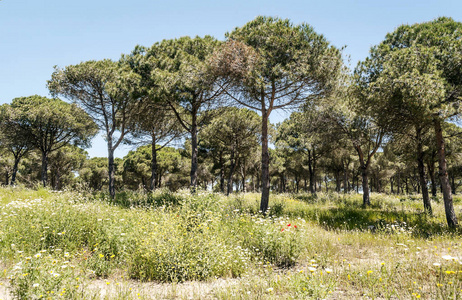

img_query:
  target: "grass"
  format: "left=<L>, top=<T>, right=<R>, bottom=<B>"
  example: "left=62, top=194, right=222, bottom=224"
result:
left=0, top=187, right=461, bottom=299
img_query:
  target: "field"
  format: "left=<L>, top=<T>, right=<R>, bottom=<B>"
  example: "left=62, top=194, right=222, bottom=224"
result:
left=0, top=187, right=461, bottom=299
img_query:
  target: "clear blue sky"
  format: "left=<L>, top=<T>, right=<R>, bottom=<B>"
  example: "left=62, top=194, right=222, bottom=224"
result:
left=1, top=0, right=461, bottom=157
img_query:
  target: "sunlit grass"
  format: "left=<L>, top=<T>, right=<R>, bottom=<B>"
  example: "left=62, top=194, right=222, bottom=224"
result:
left=0, top=187, right=461, bottom=299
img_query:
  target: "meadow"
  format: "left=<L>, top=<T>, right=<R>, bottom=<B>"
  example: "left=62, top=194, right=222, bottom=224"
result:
left=0, top=187, right=461, bottom=299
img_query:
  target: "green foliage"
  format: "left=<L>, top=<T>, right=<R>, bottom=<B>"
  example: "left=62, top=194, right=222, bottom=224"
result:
left=122, top=145, right=188, bottom=191
left=221, top=16, right=342, bottom=105
left=78, top=157, right=108, bottom=191
left=8, top=96, right=98, bottom=151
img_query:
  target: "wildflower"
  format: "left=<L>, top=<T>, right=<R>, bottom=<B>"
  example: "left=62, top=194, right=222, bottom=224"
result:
left=433, top=263, right=441, bottom=267
left=325, top=268, right=333, bottom=274
left=442, top=255, right=453, bottom=260
left=287, top=224, right=291, bottom=227
left=308, top=267, right=316, bottom=273
left=34, top=253, right=41, bottom=258
left=266, top=288, right=273, bottom=293
left=367, top=270, right=373, bottom=275
left=33, top=283, right=39, bottom=288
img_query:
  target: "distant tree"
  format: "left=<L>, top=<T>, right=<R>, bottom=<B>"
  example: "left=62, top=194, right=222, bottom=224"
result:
left=200, top=107, right=260, bottom=195
left=122, top=145, right=189, bottom=190
left=125, top=102, right=182, bottom=191
left=321, top=79, right=387, bottom=207
left=0, top=149, right=14, bottom=185
left=122, top=145, right=151, bottom=190
left=212, top=16, right=342, bottom=213
left=6, top=96, right=97, bottom=187
left=135, top=36, right=223, bottom=193
left=49, top=145, right=87, bottom=190
left=49, top=59, right=140, bottom=198
left=0, top=104, right=34, bottom=185
left=276, top=110, right=336, bottom=194
left=79, top=157, right=108, bottom=191
left=122, top=47, right=184, bottom=191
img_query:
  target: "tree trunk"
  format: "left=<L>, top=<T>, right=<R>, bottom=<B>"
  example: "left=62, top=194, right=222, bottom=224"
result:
left=434, top=118, right=458, bottom=227
left=219, top=151, right=225, bottom=193
left=108, top=140, right=116, bottom=199
left=356, top=175, right=359, bottom=193
left=427, top=156, right=437, bottom=197
left=335, top=172, right=341, bottom=192
left=10, top=156, right=20, bottom=186
left=295, top=175, right=299, bottom=193
left=416, top=127, right=432, bottom=215
left=307, top=151, right=315, bottom=194
left=227, top=148, right=236, bottom=196
left=242, top=157, right=247, bottom=193
left=150, top=139, right=157, bottom=191
left=343, top=161, right=348, bottom=194
left=260, top=111, right=270, bottom=214
left=55, top=168, right=61, bottom=190
left=361, top=166, right=370, bottom=207
left=41, top=151, right=48, bottom=187
left=190, top=113, right=198, bottom=193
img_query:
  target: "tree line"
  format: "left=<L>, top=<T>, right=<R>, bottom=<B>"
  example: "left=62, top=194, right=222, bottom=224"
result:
left=1, top=16, right=462, bottom=227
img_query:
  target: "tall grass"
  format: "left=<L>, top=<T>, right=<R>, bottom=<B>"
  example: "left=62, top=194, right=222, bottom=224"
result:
left=0, top=187, right=461, bottom=299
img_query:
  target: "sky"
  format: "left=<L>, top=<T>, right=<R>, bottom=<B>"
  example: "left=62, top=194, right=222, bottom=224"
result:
left=1, top=0, right=462, bottom=158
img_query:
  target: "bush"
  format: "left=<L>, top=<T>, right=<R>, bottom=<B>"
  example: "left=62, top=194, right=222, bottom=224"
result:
left=128, top=211, right=249, bottom=282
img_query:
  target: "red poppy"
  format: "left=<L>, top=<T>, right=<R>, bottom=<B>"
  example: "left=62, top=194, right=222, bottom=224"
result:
left=287, top=224, right=291, bottom=227
left=281, top=228, right=284, bottom=232
left=294, top=225, right=297, bottom=228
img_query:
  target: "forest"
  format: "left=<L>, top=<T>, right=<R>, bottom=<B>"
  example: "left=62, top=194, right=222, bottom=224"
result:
left=1, top=16, right=462, bottom=299
left=2, top=16, right=462, bottom=225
